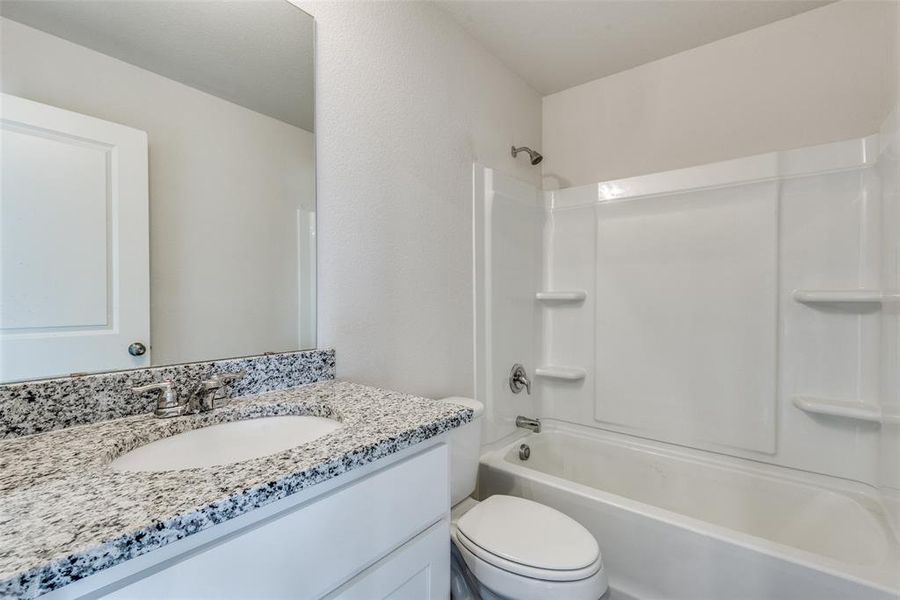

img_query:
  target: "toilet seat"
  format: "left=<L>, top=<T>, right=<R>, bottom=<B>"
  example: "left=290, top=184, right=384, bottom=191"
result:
left=455, top=495, right=601, bottom=579
left=453, top=529, right=606, bottom=600
left=455, top=528, right=602, bottom=582
left=451, top=495, right=607, bottom=599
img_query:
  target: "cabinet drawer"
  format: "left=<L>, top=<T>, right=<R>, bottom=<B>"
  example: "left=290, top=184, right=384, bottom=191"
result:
left=325, top=519, right=450, bottom=600
left=104, top=444, right=449, bottom=599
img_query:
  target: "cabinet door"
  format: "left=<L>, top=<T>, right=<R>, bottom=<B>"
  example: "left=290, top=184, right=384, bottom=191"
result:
left=327, top=520, right=450, bottom=600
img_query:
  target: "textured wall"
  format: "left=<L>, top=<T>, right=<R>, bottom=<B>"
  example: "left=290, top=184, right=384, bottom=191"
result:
left=299, top=2, right=542, bottom=398
left=542, top=1, right=899, bottom=188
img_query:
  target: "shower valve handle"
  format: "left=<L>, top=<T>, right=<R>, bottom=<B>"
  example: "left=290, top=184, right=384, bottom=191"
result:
left=509, top=363, right=531, bottom=395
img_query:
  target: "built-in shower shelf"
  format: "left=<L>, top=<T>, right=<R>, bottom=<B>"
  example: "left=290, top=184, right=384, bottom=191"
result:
left=535, top=366, right=587, bottom=381
left=792, top=289, right=900, bottom=304
left=792, top=396, right=882, bottom=424
left=536, top=291, right=587, bottom=302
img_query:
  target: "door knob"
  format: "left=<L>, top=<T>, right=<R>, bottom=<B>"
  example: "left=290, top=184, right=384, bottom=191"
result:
left=128, top=342, right=147, bottom=356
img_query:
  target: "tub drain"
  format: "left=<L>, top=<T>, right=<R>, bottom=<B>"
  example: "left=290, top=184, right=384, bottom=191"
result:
left=518, top=443, right=531, bottom=461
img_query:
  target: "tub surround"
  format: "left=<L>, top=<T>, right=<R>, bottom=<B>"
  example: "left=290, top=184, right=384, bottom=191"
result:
left=479, top=421, right=900, bottom=600
left=535, top=135, right=890, bottom=485
left=0, top=349, right=335, bottom=439
left=0, top=380, right=472, bottom=598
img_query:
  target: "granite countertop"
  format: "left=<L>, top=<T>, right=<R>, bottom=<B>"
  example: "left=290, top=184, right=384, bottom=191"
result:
left=0, top=380, right=473, bottom=599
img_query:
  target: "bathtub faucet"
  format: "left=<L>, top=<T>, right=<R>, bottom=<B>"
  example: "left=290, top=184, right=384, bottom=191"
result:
left=516, top=416, right=541, bottom=433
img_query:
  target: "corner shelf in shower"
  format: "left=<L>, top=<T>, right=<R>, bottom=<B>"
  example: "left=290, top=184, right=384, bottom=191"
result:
left=792, top=396, right=882, bottom=424
left=535, top=291, right=587, bottom=303
left=535, top=366, right=587, bottom=381
left=792, top=289, right=900, bottom=304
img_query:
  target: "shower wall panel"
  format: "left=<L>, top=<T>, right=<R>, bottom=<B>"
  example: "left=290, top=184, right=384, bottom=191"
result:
left=542, top=136, right=885, bottom=485
left=594, top=182, right=778, bottom=454
left=474, top=166, right=543, bottom=443
left=878, top=108, right=900, bottom=528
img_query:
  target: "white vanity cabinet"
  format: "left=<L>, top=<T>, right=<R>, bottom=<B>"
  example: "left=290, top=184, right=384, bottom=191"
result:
left=51, top=443, right=450, bottom=600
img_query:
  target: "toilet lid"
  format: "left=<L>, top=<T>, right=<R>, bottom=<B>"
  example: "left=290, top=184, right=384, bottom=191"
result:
left=456, top=495, right=600, bottom=573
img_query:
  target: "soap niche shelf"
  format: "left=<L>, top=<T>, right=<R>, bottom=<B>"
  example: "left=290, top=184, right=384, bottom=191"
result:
left=792, top=396, right=882, bottom=424
left=536, top=290, right=587, bottom=303
left=791, top=288, right=890, bottom=426
left=535, top=366, right=587, bottom=381
left=792, top=289, right=900, bottom=305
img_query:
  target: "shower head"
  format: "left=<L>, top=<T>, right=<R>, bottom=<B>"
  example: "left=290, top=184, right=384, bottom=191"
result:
left=511, top=145, right=543, bottom=165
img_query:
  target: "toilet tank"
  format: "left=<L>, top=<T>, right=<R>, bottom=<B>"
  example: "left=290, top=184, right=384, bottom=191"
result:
left=439, top=397, right=484, bottom=506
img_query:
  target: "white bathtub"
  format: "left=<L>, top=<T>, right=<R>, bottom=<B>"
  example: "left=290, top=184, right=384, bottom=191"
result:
left=478, top=421, right=900, bottom=600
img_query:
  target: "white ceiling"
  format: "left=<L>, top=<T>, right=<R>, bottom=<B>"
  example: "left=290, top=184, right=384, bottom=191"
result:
left=0, top=1, right=315, bottom=132
left=437, top=0, right=833, bottom=95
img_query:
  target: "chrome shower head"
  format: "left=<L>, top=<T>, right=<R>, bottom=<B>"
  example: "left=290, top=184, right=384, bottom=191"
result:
left=511, top=145, right=543, bottom=165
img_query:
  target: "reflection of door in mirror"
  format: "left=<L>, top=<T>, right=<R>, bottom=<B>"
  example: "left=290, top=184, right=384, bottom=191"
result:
left=1, top=93, right=150, bottom=382
left=0, top=2, right=316, bottom=383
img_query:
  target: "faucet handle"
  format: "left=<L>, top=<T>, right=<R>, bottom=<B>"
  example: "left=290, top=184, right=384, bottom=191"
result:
left=189, top=378, right=223, bottom=413
left=132, top=379, right=181, bottom=417
left=509, top=364, right=531, bottom=395
left=209, top=370, right=247, bottom=405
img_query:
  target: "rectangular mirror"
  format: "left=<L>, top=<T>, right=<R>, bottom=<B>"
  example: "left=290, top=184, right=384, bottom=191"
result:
left=0, top=0, right=316, bottom=383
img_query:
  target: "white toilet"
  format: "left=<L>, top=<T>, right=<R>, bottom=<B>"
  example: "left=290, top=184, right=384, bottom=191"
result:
left=441, top=397, right=608, bottom=600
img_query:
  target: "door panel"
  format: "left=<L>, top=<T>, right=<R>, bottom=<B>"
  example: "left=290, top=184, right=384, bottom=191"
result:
left=0, top=93, right=149, bottom=381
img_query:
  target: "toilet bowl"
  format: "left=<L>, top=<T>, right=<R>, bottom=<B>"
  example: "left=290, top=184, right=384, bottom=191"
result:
left=440, top=398, right=608, bottom=600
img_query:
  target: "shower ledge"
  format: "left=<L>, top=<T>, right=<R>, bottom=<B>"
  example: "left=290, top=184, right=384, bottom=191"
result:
left=792, top=289, right=900, bottom=304
left=535, top=366, right=587, bottom=381
left=792, top=396, right=882, bottom=424
left=535, top=291, right=587, bottom=302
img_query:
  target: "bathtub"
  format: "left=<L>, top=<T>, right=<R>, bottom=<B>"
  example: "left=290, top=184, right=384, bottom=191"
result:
left=478, top=421, right=900, bottom=600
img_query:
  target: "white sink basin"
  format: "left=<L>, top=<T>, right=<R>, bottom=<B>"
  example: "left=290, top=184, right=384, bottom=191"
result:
left=111, top=415, right=342, bottom=472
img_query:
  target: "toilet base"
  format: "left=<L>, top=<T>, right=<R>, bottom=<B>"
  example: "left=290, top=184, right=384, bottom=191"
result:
left=450, top=540, right=482, bottom=600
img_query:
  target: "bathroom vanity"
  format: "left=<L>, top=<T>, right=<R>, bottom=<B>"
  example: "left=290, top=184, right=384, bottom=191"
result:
left=0, top=4, right=477, bottom=596
left=0, top=380, right=472, bottom=599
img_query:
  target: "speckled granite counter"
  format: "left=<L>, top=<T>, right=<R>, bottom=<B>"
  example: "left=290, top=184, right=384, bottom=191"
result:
left=0, top=380, right=472, bottom=599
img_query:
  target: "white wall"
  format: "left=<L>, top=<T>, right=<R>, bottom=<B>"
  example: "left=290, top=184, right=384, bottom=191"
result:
left=1, top=17, right=315, bottom=366
left=298, top=1, right=542, bottom=398
left=542, top=1, right=899, bottom=188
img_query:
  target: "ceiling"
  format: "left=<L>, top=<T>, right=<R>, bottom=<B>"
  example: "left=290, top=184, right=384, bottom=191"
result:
left=0, top=1, right=315, bottom=132
left=437, top=0, right=833, bottom=95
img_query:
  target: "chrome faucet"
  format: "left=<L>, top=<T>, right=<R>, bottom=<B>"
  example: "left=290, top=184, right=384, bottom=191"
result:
left=185, top=379, right=222, bottom=414
left=208, top=370, right=247, bottom=407
left=132, top=379, right=182, bottom=418
left=132, top=371, right=246, bottom=418
left=509, top=363, right=531, bottom=395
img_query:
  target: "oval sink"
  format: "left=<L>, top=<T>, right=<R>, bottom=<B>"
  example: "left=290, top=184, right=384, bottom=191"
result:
left=111, top=415, right=342, bottom=472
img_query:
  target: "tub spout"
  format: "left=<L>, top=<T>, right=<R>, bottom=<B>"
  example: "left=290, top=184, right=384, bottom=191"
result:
left=516, top=415, right=541, bottom=433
